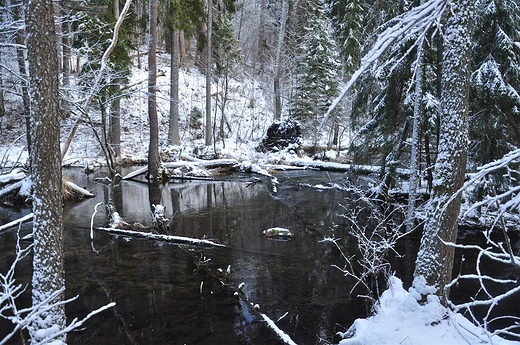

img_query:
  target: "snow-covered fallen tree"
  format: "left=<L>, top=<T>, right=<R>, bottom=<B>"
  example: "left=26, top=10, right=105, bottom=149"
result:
left=95, top=227, right=225, bottom=247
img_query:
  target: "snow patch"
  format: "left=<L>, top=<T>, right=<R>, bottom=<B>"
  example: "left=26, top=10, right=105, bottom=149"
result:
left=338, top=276, right=519, bottom=345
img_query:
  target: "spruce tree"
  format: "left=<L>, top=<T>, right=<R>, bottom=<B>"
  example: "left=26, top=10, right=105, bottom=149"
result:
left=289, top=0, right=340, bottom=145
left=470, top=0, right=520, bottom=165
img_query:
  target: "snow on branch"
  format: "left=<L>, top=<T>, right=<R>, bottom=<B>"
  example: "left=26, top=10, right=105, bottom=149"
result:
left=96, top=227, right=225, bottom=247
left=318, top=0, right=448, bottom=132
left=61, top=0, right=133, bottom=159
left=0, top=232, right=116, bottom=345
left=260, top=313, right=298, bottom=345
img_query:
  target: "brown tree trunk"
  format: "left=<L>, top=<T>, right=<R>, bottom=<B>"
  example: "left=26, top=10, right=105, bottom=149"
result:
left=169, top=27, right=181, bottom=145
left=148, top=0, right=160, bottom=179
left=414, top=0, right=474, bottom=305
left=205, top=0, right=213, bottom=146
left=25, top=0, right=66, bottom=340
left=273, top=0, right=287, bottom=120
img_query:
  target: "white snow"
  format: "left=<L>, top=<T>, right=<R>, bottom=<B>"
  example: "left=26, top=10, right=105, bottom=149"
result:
left=338, top=276, right=520, bottom=345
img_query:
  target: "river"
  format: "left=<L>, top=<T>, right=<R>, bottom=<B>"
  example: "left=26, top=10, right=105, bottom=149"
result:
left=0, top=168, right=519, bottom=344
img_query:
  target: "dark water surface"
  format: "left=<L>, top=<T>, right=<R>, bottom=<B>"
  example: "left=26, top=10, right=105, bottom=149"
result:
left=1, top=168, right=519, bottom=344
left=0, top=169, right=368, bottom=345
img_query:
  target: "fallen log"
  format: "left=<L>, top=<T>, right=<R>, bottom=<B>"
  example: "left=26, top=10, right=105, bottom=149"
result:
left=289, top=159, right=351, bottom=172
left=0, top=213, right=33, bottom=233
left=164, top=159, right=239, bottom=170
left=96, top=227, right=225, bottom=247
left=122, top=159, right=239, bottom=180
left=0, top=169, right=26, bottom=186
left=0, top=180, right=24, bottom=199
left=63, top=180, right=95, bottom=200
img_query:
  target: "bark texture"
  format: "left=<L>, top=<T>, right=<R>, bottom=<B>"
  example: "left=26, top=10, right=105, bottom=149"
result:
left=148, top=0, right=160, bottom=179
left=414, top=0, right=474, bottom=304
left=25, top=0, right=66, bottom=340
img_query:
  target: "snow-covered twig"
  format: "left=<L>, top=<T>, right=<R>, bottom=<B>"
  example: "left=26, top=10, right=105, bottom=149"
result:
left=318, top=0, right=448, bottom=132
left=90, top=202, right=104, bottom=240
left=32, top=302, right=116, bottom=345
left=260, top=313, right=298, bottom=345
left=1, top=231, right=116, bottom=345
left=60, top=0, right=133, bottom=159
left=0, top=212, right=33, bottom=233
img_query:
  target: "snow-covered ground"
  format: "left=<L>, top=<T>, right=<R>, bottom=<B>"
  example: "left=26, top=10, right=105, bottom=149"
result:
left=340, top=276, right=519, bottom=345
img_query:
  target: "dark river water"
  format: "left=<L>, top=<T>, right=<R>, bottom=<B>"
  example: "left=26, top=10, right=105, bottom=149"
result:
left=1, top=168, right=519, bottom=344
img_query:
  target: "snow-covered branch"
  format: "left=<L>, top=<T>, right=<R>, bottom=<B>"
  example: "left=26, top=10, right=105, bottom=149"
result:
left=96, top=227, right=225, bottom=247
left=0, top=232, right=116, bottom=345
left=318, top=0, right=448, bottom=132
left=60, top=0, right=133, bottom=159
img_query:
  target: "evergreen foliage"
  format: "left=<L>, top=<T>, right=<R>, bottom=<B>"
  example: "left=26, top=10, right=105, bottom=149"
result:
left=289, top=0, right=340, bottom=139
left=470, top=0, right=520, bottom=165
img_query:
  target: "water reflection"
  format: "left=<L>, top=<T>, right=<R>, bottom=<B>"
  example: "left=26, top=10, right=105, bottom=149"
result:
left=0, top=169, right=367, bottom=345
left=3, top=169, right=517, bottom=344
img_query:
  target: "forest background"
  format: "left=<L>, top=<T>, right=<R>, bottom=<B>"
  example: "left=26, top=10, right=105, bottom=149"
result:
left=1, top=0, right=520, bottom=343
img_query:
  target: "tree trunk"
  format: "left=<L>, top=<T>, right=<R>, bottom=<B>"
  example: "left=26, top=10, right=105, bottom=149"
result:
left=14, top=0, right=30, bottom=152
left=109, top=84, right=122, bottom=157
left=25, top=0, right=66, bottom=340
left=406, top=43, right=424, bottom=233
left=256, top=0, right=267, bottom=69
left=273, top=0, right=287, bottom=121
left=169, top=28, right=181, bottom=146
left=148, top=0, right=160, bottom=179
left=205, top=0, right=213, bottom=147
left=0, top=50, right=4, bottom=118
left=61, top=10, right=71, bottom=86
left=414, top=0, right=474, bottom=304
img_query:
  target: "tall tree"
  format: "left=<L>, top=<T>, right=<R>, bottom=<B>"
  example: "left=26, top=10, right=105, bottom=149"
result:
left=289, top=0, right=340, bottom=146
left=25, top=0, right=67, bottom=341
left=148, top=0, right=161, bottom=179
left=169, top=28, right=181, bottom=146
left=469, top=0, right=520, bottom=166
left=205, top=0, right=213, bottom=146
left=273, top=0, right=288, bottom=120
left=166, top=0, right=205, bottom=146
left=414, top=0, right=475, bottom=302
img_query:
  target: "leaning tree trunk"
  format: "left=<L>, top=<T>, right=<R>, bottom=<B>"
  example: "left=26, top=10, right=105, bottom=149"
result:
left=25, top=0, right=67, bottom=340
left=414, top=0, right=474, bottom=305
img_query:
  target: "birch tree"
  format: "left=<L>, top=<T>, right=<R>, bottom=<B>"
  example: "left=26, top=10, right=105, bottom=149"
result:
left=24, top=0, right=67, bottom=340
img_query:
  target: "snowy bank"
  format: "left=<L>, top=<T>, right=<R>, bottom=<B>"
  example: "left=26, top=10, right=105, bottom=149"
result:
left=339, top=276, right=519, bottom=345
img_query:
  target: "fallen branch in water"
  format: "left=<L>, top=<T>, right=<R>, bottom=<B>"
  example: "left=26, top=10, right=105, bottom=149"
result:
left=122, top=159, right=239, bottom=180
left=0, top=180, right=24, bottom=199
left=261, top=313, right=298, bottom=345
left=0, top=213, right=33, bottom=233
left=62, top=179, right=95, bottom=200
left=95, top=227, right=225, bottom=247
